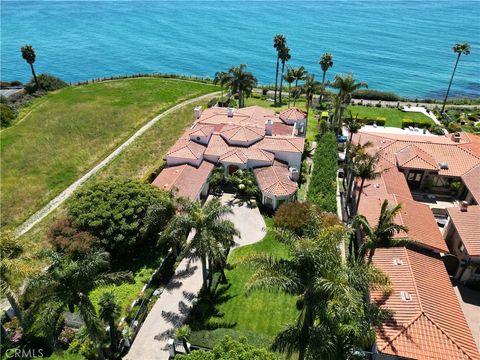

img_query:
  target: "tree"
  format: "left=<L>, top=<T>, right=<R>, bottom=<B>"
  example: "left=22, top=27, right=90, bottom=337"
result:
left=353, top=152, right=383, bottom=214
left=68, top=179, right=174, bottom=254
left=0, top=231, right=31, bottom=328
left=353, top=200, right=412, bottom=263
left=24, top=251, right=133, bottom=356
left=283, top=66, right=296, bottom=108
left=20, top=45, right=39, bottom=90
left=330, top=74, right=368, bottom=105
left=98, top=291, right=121, bottom=358
left=318, top=53, right=333, bottom=106
left=441, top=43, right=471, bottom=113
left=278, top=46, right=291, bottom=104
left=176, top=336, right=277, bottom=360
left=302, top=74, right=322, bottom=117
left=160, top=198, right=239, bottom=289
left=273, top=34, right=287, bottom=104
left=175, top=325, right=192, bottom=354
left=343, top=112, right=363, bottom=191
left=227, top=64, right=257, bottom=108
left=331, top=94, right=346, bottom=132
left=213, top=71, right=231, bottom=106
left=47, top=218, right=97, bottom=258
left=291, top=66, right=308, bottom=106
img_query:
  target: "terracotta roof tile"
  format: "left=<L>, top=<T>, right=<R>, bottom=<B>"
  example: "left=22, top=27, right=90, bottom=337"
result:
left=279, top=107, right=307, bottom=124
left=460, top=133, right=480, bottom=157
left=395, top=145, right=438, bottom=170
left=462, top=164, right=480, bottom=203
left=255, top=136, right=305, bottom=153
left=254, top=162, right=298, bottom=197
left=220, top=124, right=264, bottom=144
left=167, top=138, right=206, bottom=160
left=219, top=149, right=249, bottom=164
left=446, top=205, right=480, bottom=257
left=372, top=248, right=480, bottom=360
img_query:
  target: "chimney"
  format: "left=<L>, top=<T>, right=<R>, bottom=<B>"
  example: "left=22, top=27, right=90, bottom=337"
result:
left=265, top=119, right=273, bottom=136
left=227, top=107, right=234, bottom=117
left=289, top=167, right=299, bottom=182
left=194, top=106, right=202, bottom=119
left=460, top=201, right=469, bottom=212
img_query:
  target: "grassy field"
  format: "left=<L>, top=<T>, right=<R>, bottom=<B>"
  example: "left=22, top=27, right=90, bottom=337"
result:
left=1, top=78, right=218, bottom=228
left=188, top=218, right=298, bottom=348
left=348, top=105, right=434, bottom=127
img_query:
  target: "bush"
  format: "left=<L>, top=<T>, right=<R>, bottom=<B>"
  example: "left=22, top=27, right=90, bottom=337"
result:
left=68, top=179, right=174, bottom=254
left=208, top=165, right=225, bottom=193
left=47, top=218, right=97, bottom=257
left=401, top=119, right=432, bottom=130
left=307, top=132, right=337, bottom=213
left=358, top=118, right=386, bottom=127
left=430, top=125, right=445, bottom=135
left=1, top=103, right=16, bottom=127
left=207, top=98, right=218, bottom=108
left=273, top=202, right=322, bottom=236
left=352, top=89, right=400, bottom=101
left=226, top=170, right=258, bottom=197
left=25, top=74, right=68, bottom=93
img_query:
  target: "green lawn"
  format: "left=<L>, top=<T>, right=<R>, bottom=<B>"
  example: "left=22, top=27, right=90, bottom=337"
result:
left=188, top=218, right=298, bottom=349
left=0, top=78, right=218, bottom=228
left=348, top=105, right=434, bottom=128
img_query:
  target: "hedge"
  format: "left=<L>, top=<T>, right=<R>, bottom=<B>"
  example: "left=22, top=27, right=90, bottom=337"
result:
left=307, top=132, right=337, bottom=213
left=352, top=89, right=400, bottom=101
left=401, top=119, right=432, bottom=130
left=358, top=118, right=386, bottom=126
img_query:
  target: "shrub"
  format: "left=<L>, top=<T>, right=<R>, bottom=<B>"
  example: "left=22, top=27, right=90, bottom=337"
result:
left=273, top=202, right=321, bottom=236
left=1, top=103, right=16, bottom=127
left=207, top=98, right=218, bottom=108
left=208, top=165, right=225, bottom=193
left=401, top=119, right=432, bottom=130
left=68, top=179, right=174, bottom=254
left=47, top=218, right=97, bottom=257
left=226, top=169, right=259, bottom=197
left=25, top=74, right=68, bottom=93
left=307, top=132, right=337, bottom=213
left=352, top=89, right=400, bottom=101
left=431, top=125, right=445, bottom=135
left=358, top=118, right=386, bottom=127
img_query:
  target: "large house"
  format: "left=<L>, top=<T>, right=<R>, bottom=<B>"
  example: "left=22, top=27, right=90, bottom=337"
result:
left=152, top=105, right=306, bottom=208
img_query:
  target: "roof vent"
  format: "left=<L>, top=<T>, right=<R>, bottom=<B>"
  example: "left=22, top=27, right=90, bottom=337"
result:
left=194, top=106, right=202, bottom=119
left=438, top=162, right=449, bottom=170
left=393, top=258, right=404, bottom=266
left=400, top=291, right=412, bottom=301
left=227, top=107, right=234, bottom=117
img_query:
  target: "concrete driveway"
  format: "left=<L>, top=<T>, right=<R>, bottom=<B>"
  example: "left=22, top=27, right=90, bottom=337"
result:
left=125, top=194, right=266, bottom=360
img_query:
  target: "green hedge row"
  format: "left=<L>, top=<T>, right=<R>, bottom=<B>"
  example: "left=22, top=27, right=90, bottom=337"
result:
left=401, top=119, right=432, bottom=130
left=358, top=118, right=387, bottom=126
left=307, top=132, right=337, bottom=213
left=352, top=89, right=400, bottom=101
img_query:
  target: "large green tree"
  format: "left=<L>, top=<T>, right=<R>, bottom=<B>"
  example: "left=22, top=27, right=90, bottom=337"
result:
left=331, top=74, right=367, bottom=105
left=352, top=152, right=383, bottom=214
left=98, top=291, right=122, bottom=359
left=227, top=64, right=257, bottom=108
left=291, top=66, right=308, bottom=106
left=160, top=198, right=239, bottom=289
left=213, top=71, right=231, bottom=106
left=302, top=74, right=322, bottom=117
left=273, top=34, right=287, bottom=104
left=24, top=251, right=133, bottom=357
left=20, top=45, right=39, bottom=90
left=441, top=42, right=471, bottom=113
left=278, top=46, right=291, bottom=104
left=318, top=53, right=333, bottom=105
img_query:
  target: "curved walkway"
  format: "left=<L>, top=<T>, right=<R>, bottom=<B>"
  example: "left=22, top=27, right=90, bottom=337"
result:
left=125, top=194, right=266, bottom=360
left=15, top=91, right=219, bottom=237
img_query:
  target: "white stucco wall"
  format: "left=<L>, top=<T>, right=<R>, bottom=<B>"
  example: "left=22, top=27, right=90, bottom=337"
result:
left=268, top=151, right=302, bottom=169
left=166, top=156, right=202, bottom=167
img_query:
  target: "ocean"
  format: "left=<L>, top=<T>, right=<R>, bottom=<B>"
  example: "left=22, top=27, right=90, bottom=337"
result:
left=1, top=0, right=479, bottom=99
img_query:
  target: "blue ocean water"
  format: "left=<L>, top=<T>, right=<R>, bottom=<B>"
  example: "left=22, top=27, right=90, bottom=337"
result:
left=1, top=1, right=479, bottom=98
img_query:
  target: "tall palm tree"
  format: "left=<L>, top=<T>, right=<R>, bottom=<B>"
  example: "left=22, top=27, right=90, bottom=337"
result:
left=227, top=64, right=257, bottom=108
left=175, top=324, right=192, bottom=354
left=302, top=74, right=322, bottom=117
left=20, top=44, right=39, bottom=90
left=213, top=71, right=231, bottom=106
left=24, top=251, right=133, bottom=357
left=291, top=66, right=308, bottom=106
left=273, top=34, right=287, bottom=104
left=331, top=94, right=347, bottom=132
left=353, top=200, right=412, bottom=263
left=318, top=53, right=333, bottom=105
left=283, top=66, right=296, bottom=108
left=353, top=152, right=383, bottom=214
left=0, top=231, right=31, bottom=328
left=441, top=43, right=471, bottom=113
left=98, top=291, right=121, bottom=359
left=345, top=141, right=373, bottom=210
left=160, top=198, right=239, bottom=290
left=330, top=74, right=368, bottom=105
left=278, top=46, right=291, bottom=104
left=343, top=112, right=363, bottom=190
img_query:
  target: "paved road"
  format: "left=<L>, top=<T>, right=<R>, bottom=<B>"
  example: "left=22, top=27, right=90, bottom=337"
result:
left=125, top=194, right=266, bottom=360
left=15, top=91, right=219, bottom=237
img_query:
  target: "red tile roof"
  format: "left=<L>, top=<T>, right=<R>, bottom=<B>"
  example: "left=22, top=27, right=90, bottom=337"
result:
left=462, top=164, right=480, bottom=204
left=167, top=138, right=206, bottom=160
left=152, top=161, right=214, bottom=200
left=446, top=205, right=480, bottom=257
left=254, top=161, right=298, bottom=197
left=371, top=248, right=480, bottom=360
left=395, top=145, right=438, bottom=170
left=255, top=136, right=305, bottom=153
left=219, top=149, right=249, bottom=165
left=220, top=124, right=264, bottom=144
left=279, top=107, right=307, bottom=124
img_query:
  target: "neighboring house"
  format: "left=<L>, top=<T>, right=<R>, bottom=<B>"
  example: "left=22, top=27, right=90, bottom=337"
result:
left=371, top=247, right=479, bottom=360
left=153, top=105, right=306, bottom=207
left=444, top=204, right=480, bottom=282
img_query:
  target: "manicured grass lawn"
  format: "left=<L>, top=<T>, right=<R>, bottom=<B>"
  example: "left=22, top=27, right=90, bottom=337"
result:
left=348, top=105, right=434, bottom=128
left=0, top=78, right=218, bottom=228
left=188, top=218, right=298, bottom=348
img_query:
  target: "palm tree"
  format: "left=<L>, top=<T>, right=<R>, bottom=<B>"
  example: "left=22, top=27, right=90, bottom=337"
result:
left=331, top=74, right=368, bottom=105
left=227, top=64, right=257, bottom=108
left=441, top=43, right=471, bottom=113
left=353, top=152, right=383, bottom=214
left=318, top=53, right=333, bottom=106
left=353, top=200, right=412, bottom=263
left=98, top=291, right=121, bottom=359
left=283, top=66, right=296, bottom=108
left=20, top=45, right=39, bottom=90
left=273, top=34, right=287, bottom=104
left=213, top=71, right=231, bottom=106
left=0, top=231, right=31, bottom=328
left=24, top=251, right=133, bottom=357
left=302, top=74, right=322, bottom=117
left=160, top=198, right=239, bottom=290
left=175, top=324, right=192, bottom=354
left=278, top=46, right=291, bottom=104
left=291, top=66, right=308, bottom=106
left=331, top=94, right=346, bottom=133
left=343, top=112, right=363, bottom=190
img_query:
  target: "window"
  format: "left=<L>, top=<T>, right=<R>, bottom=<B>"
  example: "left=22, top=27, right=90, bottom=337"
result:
left=459, top=243, right=465, bottom=253
left=432, top=176, right=452, bottom=188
